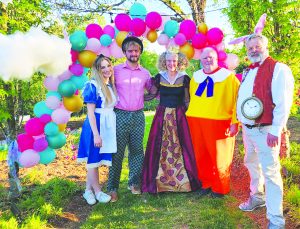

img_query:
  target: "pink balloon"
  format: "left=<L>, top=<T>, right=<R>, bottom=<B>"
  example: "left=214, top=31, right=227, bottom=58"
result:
left=70, top=50, right=79, bottom=63
left=69, top=63, right=84, bottom=76
left=157, top=33, right=169, bottom=45
left=193, top=49, right=202, bottom=60
left=142, top=26, right=150, bottom=37
left=40, top=114, right=52, bottom=124
left=103, top=25, right=115, bottom=39
left=44, top=76, right=60, bottom=91
left=17, top=133, right=34, bottom=152
left=215, top=42, right=225, bottom=51
left=46, top=96, right=61, bottom=110
left=218, top=61, right=227, bottom=68
left=58, top=70, right=72, bottom=81
left=110, top=41, right=125, bottom=58
left=225, top=53, right=240, bottom=70
left=25, top=118, right=45, bottom=136
left=86, top=23, right=103, bottom=39
left=114, top=13, right=131, bottom=32
left=174, top=33, right=187, bottom=46
left=51, top=108, right=71, bottom=124
left=179, top=20, right=196, bottom=40
left=145, top=11, right=162, bottom=30
left=130, top=18, right=146, bottom=37
left=99, top=45, right=111, bottom=57
left=166, top=38, right=176, bottom=49
left=85, top=38, right=101, bottom=54
left=191, top=33, right=207, bottom=49
left=33, top=137, right=48, bottom=152
left=207, top=27, right=224, bottom=45
left=19, top=149, right=40, bottom=168
left=235, top=73, right=242, bottom=82
left=218, top=51, right=227, bottom=61
left=74, top=89, right=79, bottom=95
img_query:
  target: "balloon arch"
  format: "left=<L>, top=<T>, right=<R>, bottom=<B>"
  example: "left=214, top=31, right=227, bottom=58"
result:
left=16, top=3, right=239, bottom=168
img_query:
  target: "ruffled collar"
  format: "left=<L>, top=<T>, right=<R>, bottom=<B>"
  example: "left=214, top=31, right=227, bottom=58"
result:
left=159, top=71, right=186, bottom=85
left=193, top=68, right=232, bottom=84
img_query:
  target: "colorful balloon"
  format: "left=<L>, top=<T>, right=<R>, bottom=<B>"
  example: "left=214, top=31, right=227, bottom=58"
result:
left=179, top=43, right=195, bottom=60
left=63, top=95, right=84, bottom=112
left=39, top=114, right=52, bottom=124
left=69, top=31, right=88, bottom=51
left=206, top=27, right=224, bottom=45
left=225, top=53, right=240, bottom=70
left=19, top=149, right=40, bottom=168
left=78, top=50, right=97, bottom=68
left=85, top=23, right=103, bottom=39
left=34, top=101, right=53, bottom=117
left=17, top=133, right=34, bottom=152
left=47, top=132, right=66, bottom=149
left=110, top=40, right=125, bottom=58
left=69, top=63, right=84, bottom=76
left=58, top=80, right=77, bottom=97
left=39, top=147, right=56, bottom=164
left=100, top=34, right=113, bottom=47
left=164, top=20, right=179, bottom=38
left=147, top=30, right=158, bottom=43
left=145, top=11, right=162, bottom=30
left=44, top=76, right=60, bottom=91
left=33, top=137, right=48, bottom=152
left=191, top=33, right=207, bottom=49
left=115, top=31, right=128, bottom=47
left=114, top=13, right=131, bottom=31
left=218, top=50, right=227, bottom=61
left=103, top=25, right=115, bottom=39
left=70, top=50, right=79, bottom=63
left=157, top=33, right=169, bottom=45
left=51, top=108, right=71, bottom=124
left=179, top=20, right=196, bottom=40
left=130, top=18, right=146, bottom=37
left=174, top=33, right=187, bottom=46
left=70, top=75, right=88, bottom=90
left=129, top=3, right=147, bottom=19
left=44, top=122, right=59, bottom=136
left=198, top=22, right=208, bottom=34
left=85, top=38, right=101, bottom=54
left=45, top=96, right=61, bottom=110
left=25, top=118, right=45, bottom=137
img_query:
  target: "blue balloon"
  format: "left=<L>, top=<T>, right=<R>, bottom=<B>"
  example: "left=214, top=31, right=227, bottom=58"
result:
left=58, top=80, right=77, bottom=97
left=44, top=122, right=59, bottom=136
left=47, top=132, right=66, bottom=149
left=34, top=101, right=53, bottom=117
left=69, top=31, right=88, bottom=51
left=39, top=147, right=56, bottom=164
left=46, top=91, right=62, bottom=100
left=164, top=20, right=179, bottom=38
left=70, top=75, right=89, bottom=90
left=129, top=3, right=147, bottom=19
left=100, top=34, right=112, bottom=47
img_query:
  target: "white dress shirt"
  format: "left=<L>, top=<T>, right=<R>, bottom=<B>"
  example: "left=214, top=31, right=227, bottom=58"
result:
left=237, top=61, right=294, bottom=137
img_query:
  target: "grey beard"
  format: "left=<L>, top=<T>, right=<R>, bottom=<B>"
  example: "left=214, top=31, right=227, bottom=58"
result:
left=248, top=54, right=263, bottom=63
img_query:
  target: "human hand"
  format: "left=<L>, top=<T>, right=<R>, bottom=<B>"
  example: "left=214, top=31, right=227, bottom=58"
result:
left=267, top=133, right=279, bottom=147
left=94, top=135, right=102, bottom=148
left=225, top=124, right=239, bottom=137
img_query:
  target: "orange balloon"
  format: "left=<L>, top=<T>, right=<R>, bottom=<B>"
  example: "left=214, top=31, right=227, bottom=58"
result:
left=58, top=123, right=67, bottom=132
left=147, top=30, right=158, bottom=43
left=116, top=31, right=128, bottom=47
left=63, top=95, right=84, bottom=112
left=180, top=43, right=195, bottom=60
left=78, top=50, right=97, bottom=68
left=198, top=22, right=208, bottom=34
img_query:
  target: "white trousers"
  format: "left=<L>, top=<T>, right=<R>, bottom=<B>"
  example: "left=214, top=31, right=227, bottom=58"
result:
left=242, top=125, right=285, bottom=227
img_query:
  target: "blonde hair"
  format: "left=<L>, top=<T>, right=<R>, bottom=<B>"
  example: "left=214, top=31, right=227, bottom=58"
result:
left=91, top=55, right=117, bottom=106
left=157, top=51, right=189, bottom=71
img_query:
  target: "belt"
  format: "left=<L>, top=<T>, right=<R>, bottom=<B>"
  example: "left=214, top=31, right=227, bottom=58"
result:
left=244, top=123, right=271, bottom=129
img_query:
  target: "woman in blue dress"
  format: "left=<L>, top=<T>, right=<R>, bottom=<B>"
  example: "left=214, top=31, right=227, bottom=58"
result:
left=77, top=55, right=117, bottom=205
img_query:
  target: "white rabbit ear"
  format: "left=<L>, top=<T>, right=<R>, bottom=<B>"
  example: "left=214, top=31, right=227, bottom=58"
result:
left=254, top=13, right=267, bottom=34
left=228, top=35, right=249, bottom=45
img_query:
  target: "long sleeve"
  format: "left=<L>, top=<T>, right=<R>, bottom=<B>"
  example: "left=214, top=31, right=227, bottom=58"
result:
left=183, top=75, right=191, bottom=109
left=144, top=74, right=160, bottom=101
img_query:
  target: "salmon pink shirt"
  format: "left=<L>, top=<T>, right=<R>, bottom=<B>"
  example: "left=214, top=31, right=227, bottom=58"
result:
left=114, top=61, right=151, bottom=111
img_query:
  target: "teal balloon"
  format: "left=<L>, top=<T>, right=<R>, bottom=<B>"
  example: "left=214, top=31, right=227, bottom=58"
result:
left=34, top=101, right=53, bottom=117
left=69, top=31, right=88, bottom=51
left=100, top=34, right=112, bottom=47
left=164, top=20, right=179, bottom=38
left=129, top=3, right=147, bottom=19
left=44, top=122, right=59, bottom=136
left=39, top=147, right=56, bottom=164
left=46, top=91, right=62, bottom=100
left=58, top=80, right=77, bottom=97
left=47, top=132, right=66, bottom=149
left=70, top=75, right=88, bottom=90
left=0, top=145, right=4, bottom=151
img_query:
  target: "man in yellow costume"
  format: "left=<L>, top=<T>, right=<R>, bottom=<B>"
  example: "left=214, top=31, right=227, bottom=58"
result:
left=186, top=47, right=240, bottom=197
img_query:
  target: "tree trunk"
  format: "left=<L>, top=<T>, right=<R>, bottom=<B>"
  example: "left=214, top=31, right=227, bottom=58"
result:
left=187, top=0, right=206, bottom=24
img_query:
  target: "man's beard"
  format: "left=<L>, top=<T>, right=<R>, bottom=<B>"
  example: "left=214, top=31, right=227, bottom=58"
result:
left=248, top=53, right=263, bottom=63
left=128, top=56, right=139, bottom=63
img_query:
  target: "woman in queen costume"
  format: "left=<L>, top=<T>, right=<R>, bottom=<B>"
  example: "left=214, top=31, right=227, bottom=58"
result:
left=77, top=55, right=117, bottom=204
left=142, top=51, right=200, bottom=193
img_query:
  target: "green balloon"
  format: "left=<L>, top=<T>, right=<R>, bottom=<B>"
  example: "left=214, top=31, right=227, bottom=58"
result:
left=58, top=80, right=76, bottom=97
left=44, top=122, right=59, bottom=136
left=34, top=101, right=53, bottom=117
left=69, top=31, right=88, bottom=51
left=164, top=20, right=179, bottom=38
left=39, top=147, right=56, bottom=164
left=70, top=75, right=88, bottom=90
left=47, top=132, right=66, bottom=149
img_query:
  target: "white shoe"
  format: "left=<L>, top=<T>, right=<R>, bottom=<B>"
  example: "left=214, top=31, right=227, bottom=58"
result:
left=83, top=190, right=96, bottom=205
left=96, top=191, right=111, bottom=203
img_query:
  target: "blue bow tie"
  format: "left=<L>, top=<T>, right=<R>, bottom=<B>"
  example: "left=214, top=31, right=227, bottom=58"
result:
left=195, top=76, right=214, bottom=97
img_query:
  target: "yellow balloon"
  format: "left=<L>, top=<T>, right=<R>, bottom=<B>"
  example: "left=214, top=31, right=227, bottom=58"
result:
left=198, top=22, right=208, bottom=34
left=180, top=43, right=195, bottom=60
left=147, top=30, right=158, bottom=43
left=78, top=50, right=97, bottom=68
left=63, top=95, right=84, bottom=112
left=116, top=31, right=128, bottom=47
left=58, top=123, right=67, bottom=132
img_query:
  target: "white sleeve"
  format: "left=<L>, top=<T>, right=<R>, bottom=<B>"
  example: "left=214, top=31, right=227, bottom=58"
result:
left=270, top=63, right=294, bottom=136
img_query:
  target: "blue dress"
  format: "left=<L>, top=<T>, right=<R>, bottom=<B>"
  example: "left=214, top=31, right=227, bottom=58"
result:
left=77, top=81, right=117, bottom=168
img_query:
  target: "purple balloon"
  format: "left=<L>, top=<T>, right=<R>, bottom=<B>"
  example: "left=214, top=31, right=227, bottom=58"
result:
left=44, top=76, right=60, bottom=91
left=33, top=137, right=48, bottom=152
left=40, top=114, right=52, bottom=124
left=19, top=149, right=40, bottom=168
left=69, top=63, right=84, bottom=76
left=103, top=25, right=115, bottom=39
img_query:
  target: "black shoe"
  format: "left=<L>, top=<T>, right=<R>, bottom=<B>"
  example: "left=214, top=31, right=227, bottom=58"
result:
left=196, top=188, right=211, bottom=197
left=211, top=192, right=224, bottom=198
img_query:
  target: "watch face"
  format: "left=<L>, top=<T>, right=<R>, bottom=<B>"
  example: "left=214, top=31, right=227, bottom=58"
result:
left=241, top=97, right=263, bottom=120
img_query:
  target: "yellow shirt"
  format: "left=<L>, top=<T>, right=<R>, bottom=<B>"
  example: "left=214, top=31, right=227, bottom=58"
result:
left=186, top=68, right=240, bottom=123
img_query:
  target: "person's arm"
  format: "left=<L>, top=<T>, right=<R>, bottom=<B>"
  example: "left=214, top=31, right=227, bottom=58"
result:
left=144, top=74, right=159, bottom=101
left=183, top=75, right=191, bottom=109
left=86, top=103, right=102, bottom=148
left=229, top=75, right=241, bottom=137
left=267, top=63, right=294, bottom=147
